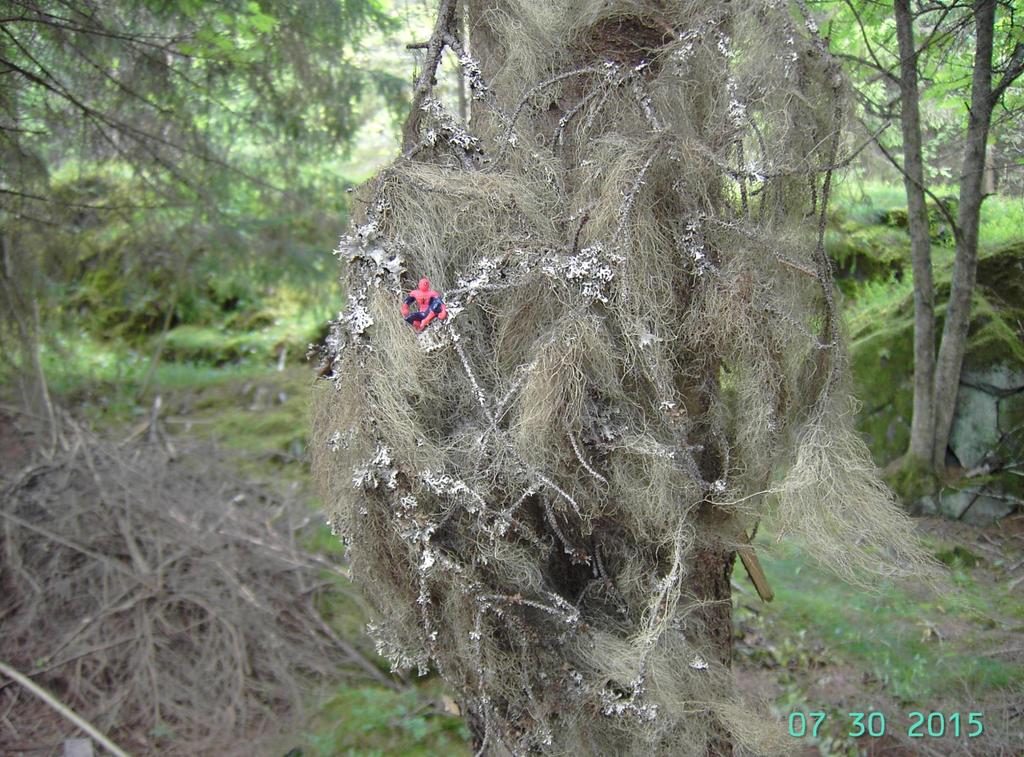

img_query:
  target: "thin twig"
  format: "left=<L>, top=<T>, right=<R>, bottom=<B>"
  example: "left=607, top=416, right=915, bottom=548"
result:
left=401, top=0, right=458, bottom=151
left=305, top=597, right=403, bottom=692
left=0, top=660, right=130, bottom=757
left=0, top=509, right=154, bottom=586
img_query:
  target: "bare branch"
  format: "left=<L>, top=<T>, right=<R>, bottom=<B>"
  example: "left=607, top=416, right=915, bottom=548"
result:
left=991, top=41, right=1024, bottom=103
left=401, top=0, right=459, bottom=151
left=0, top=659, right=130, bottom=757
left=860, top=115, right=961, bottom=240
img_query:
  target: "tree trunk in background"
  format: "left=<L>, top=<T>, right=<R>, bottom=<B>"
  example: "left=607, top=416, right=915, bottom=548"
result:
left=895, top=0, right=936, bottom=469
left=690, top=541, right=736, bottom=756
left=931, top=0, right=997, bottom=471
left=466, top=2, right=735, bottom=753
left=0, top=232, right=57, bottom=452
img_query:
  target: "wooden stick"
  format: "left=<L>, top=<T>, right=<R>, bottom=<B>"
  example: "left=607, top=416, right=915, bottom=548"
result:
left=0, top=660, right=130, bottom=757
left=737, top=532, right=774, bottom=603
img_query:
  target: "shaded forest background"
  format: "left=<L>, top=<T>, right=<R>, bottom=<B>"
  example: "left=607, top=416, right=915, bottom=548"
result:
left=1, top=0, right=1023, bottom=755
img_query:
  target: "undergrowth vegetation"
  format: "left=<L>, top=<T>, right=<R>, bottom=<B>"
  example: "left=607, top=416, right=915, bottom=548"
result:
left=297, top=683, right=471, bottom=757
left=828, top=180, right=1024, bottom=522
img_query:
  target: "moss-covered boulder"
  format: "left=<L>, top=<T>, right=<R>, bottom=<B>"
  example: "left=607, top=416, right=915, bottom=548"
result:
left=846, top=241, right=1024, bottom=523
left=826, top=220, right=908, bottom=291
left=884, top=198, right=958, bottom=239
left=826, top=198, right=959, bottom=294
left=161, top=326, right=259, bottom=365
left=847, top=284, right=916, bottom=464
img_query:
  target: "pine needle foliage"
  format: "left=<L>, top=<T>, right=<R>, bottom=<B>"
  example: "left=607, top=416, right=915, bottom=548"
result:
left=312, top=1, right=943, bottom=753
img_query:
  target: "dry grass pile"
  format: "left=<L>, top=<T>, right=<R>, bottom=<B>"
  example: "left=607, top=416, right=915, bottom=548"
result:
left=0, top=409, right=388, bottom=755
left=311, top=1, right=943, bottom=754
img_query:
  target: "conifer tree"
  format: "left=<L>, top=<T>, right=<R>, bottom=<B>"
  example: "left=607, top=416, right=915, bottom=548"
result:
left=313, top=2, right=940, bottom=753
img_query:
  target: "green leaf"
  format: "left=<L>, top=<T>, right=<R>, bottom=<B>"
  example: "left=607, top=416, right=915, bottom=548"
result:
left=248, top=11, right=278, bottom=34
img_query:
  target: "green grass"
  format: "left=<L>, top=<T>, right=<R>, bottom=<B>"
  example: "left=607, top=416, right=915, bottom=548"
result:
left=832, top=177, right=909, bottom=225
left=296, top=683, right=471, bottom=757
left=748, top=535, right=1024, bottom=707
left=193, top=371, right=310, bottom=448
left=38, top=330, right=267, bottom=419
left=832, top=176, right=1024, bottom=248
left=980, top=193, right=1024, bottom=248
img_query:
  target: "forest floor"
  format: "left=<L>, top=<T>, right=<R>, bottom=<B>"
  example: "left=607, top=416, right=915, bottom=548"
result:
left=5, top=182, right=1022, bottom=756
left=76, top=362, right=1023, bottom=756
left=3, top=357, right=1022, bottom=756
left=734, top=515, right=1024, bottom=756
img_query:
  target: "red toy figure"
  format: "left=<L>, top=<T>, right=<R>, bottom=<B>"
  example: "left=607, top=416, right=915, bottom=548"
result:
left=401, top=278, right=448, bottom=332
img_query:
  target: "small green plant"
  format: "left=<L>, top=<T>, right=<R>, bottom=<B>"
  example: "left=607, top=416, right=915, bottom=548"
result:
left=885, top=455, right=941, bottom=504
left=303, top=685, right=470, bottom=757
left=933, top=545, right=981, bottom=569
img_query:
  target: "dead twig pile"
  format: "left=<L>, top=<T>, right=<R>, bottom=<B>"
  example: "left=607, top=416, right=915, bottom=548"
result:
left=0, top=409, right=392, bottom=754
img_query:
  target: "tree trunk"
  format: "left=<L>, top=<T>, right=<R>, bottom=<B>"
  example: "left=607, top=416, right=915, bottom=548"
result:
left=0, top=232, right=57, bottom=452
left=690, top=541, right=736, bottom=756
left=466, top=2, right=735, bottom=753
left=931, top=0, right=997, bottom=471
left=316, top=2, right=872, bottom=753
left=894, top=0, right=936, bottom=467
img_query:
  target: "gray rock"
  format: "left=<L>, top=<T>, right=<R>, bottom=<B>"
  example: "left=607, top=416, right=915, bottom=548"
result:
left=949, top=384, right=1000, bottom=468
left=910, top=495, right=939, bottom=517
left=938, top=488, right=1015, bottom=523
left=961, top=365, right=1024, bottom=395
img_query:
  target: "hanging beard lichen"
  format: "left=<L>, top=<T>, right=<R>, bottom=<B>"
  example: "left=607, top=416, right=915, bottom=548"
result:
left=310, top=1, right=942, bottom=754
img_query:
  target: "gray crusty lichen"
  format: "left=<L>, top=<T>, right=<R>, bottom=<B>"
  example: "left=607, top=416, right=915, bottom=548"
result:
left=310, top=1, right=941, bottom=754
